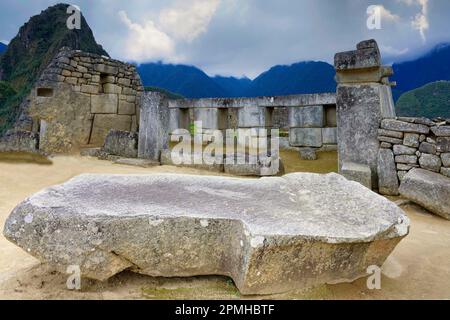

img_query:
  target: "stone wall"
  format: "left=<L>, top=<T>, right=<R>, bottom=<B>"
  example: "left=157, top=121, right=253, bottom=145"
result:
left=28, top=47, right=143, bottom=153
left=0, top=130, right=39, bottom=153
left=167, top=93, right=337, bottom=149
left=378, top=117, right=450, bottom=195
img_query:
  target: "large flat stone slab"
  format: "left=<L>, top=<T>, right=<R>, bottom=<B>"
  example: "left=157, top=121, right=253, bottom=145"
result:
left=399, top=168, right=450, bottom=220
left=3, top=173, right=409, bottom=295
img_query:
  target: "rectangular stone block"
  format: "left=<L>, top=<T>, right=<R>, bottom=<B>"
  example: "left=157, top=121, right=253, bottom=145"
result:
left=95, top=64, right=118, bottom=75
left=437, top=137, right=450, bottom=152
left=138, top=93, right=170, bottom=161
left=118, top=100, right=135, bottom=115
left=81, top=84, right=99, bottom=94
left=322, top=127, right=337, bottom=144
left=395, top=155, right=418, bottom=164
left=91, top=94, right=118, bottom=114
left=378, top=149, right=399, bottom=195
left=238, top=106, right=266, bottom=128
left=341, top=162, right=372, bottom=189
left=431, top=126, right=450, bottom=137
left=337, top=84, right=388, bottom=189
left=289, top=128, right=322, bottom=147
left=403, top=133, right=420, bottom=148
left=103, top=83, right=122, bottom=94
left=378, top=129, right=403, bottom=139
left=381, top=119, right=430, bottom=134
left=393, top=145, right=416, bottom=156
left=288, top=105, right=324, bottom=128
left=90, top=114, right=132, bottom=146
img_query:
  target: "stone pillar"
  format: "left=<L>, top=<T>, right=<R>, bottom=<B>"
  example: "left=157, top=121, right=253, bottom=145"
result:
left=138, top=92, right=170, bottom=161
left=334, top=39, right=396, bottom=189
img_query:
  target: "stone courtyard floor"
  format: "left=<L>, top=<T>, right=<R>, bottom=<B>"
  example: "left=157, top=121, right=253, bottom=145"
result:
left=0, top=153, right=449, bottom=300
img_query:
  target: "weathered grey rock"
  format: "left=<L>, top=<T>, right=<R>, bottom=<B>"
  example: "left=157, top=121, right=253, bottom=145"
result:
left=322, top=127, right=337, bottom=144
left=102, top=130, right=138, bottom=158
left=403, top=133, right=420, bottom=148
left=289, top=106, right=324, bottom=128
left=138, top=93, right=170, bottom=161
left=289, top=128, right=322, bottom=147
left=431, top=126, right=450, bottom=137
left=378, top=149, right=399, bottom=195
left=337, top=84, right=395, bottom=188
left=3, top=173, right=409, bottom=295
left=341, top=162, right=372, bottom=189
left=393, top=145, right=416, bottom=156
left=437, top=137, right=450, bottom=153
left=378, top=136, right=403, bottom=145
left=380, top=142, right=392, bottom=149
left=419, top=142, right=437, bottom=155
left=299, top=148, right=317, bottom=160
left=238, top=106, right=266, bottom=128
left=334, top=40, right=381, bottom=70
left=441, top=153, right=450, bottom=167
left=419, top=153, right=442, bottom=173
left=399, top=169, right=450, bottom=220
left=419, top=135, right=426, bottom=143
left=381, top=119, right=430, bottom=134
left=378, top=129, right=403, bottom=139
left=0, top=131, right=39, bottom=153
left=395, top=155, right=417, bottom=164
left=441, top=167, right=450, bottom=178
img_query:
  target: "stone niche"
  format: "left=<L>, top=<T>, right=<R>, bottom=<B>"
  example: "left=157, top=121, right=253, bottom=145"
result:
left=28, top=47, right=144, bottom=154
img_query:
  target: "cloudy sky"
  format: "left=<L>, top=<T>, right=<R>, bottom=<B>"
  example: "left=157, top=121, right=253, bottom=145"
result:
left=1, top=0, right=450, bottom=78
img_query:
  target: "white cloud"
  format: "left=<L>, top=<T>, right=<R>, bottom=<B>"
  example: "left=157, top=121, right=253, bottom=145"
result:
left=398, top=0, right=429, bottom=42
left=118, top=11, right=176, bottom=62
left=159, top=0, right=221, bottom=42
left=378, top=5, right=401, bottom=22
left=118, top=0, right=220, bottom=62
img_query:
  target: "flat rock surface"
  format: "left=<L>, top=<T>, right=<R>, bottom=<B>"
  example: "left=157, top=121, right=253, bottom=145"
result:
left=4, top=172, right=409, bottom=294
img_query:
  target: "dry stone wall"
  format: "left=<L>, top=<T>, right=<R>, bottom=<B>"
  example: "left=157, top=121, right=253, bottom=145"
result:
left=378, top=117, right=450, bottom=195
left=28, top=47, right=143, bottom=153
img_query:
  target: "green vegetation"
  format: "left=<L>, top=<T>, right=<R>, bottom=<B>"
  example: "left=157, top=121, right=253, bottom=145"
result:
left=0, top=3, right=108, bottom=134
left=396, top=81, right=450, bottom=119
left=144, top=86, right=185, bottom=100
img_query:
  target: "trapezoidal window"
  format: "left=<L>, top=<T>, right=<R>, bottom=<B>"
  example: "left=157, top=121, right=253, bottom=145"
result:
left=37, top=88, right=54, bottom=97
left=99, top=73, right=108, bottom=93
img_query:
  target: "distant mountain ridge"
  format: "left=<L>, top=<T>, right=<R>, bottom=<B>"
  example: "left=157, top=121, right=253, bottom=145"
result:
left=137, top=61, right=337, bottom=99
left=0, top=43, right=6, bottom=54
left=392, top=43, right=450, bottom=100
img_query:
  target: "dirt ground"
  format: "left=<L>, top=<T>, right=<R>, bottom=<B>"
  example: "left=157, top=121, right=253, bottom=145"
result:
left=0, top=153, right=449, bottom=300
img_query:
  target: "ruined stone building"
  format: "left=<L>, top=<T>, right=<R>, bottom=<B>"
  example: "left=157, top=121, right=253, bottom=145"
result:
left=27, top=47, right=143, bottom=153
